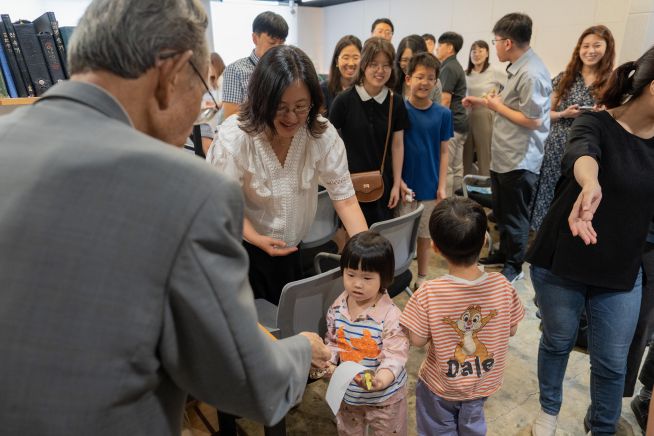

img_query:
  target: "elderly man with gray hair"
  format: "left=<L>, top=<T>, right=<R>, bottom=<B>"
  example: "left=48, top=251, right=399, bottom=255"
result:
left=0, top=0, right=330, bottom=434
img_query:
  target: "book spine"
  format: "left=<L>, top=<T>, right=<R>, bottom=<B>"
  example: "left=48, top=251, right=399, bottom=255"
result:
left=0, top=42, right=18, bottom=97
left=1, top=15, right=35, bottom=96
left=13, top=21, right=52, bottom=96
left=47, top=12, right=67, bottom=78
left=0, top=19, right=27, bottom=97
left=0, top=64, right=9, bottom=98
left=37, top=32, right=65, bottom=84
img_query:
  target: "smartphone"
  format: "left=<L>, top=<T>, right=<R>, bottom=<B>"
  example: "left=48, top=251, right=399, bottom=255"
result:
left=578, top=105, right=594, bottom=111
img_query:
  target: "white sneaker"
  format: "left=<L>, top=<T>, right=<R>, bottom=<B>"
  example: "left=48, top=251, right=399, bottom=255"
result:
left=532, top=409, right=558, bottom=436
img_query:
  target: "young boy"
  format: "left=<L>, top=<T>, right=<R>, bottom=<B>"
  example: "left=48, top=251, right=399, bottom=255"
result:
left=400, top=197, right=525, bottom=435
left=398, top=52, right=451, bottom=290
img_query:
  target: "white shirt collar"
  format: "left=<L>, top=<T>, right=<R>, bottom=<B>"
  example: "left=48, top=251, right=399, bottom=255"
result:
left=355, top=84, right=389, bottom=104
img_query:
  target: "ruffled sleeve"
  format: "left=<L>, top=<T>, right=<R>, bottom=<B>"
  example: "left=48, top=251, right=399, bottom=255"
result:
left=302, top=119, right=355, bottom=201
left=207, top=117, right=273, bottom=198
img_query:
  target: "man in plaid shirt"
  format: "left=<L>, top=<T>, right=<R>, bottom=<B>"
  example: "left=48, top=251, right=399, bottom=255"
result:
left=221, top=11, right=288, bottom=120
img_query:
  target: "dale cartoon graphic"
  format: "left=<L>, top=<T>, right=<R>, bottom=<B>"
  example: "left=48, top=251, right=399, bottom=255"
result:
left=443, top=305, right=497, bottom=377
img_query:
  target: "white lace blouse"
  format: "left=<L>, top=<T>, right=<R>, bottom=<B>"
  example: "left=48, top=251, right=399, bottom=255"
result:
left=207, top=116, right=355, bottom=247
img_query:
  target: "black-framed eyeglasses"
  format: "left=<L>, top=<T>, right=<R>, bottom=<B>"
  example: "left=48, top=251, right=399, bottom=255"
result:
left=159, top=51, right=219, bottom=125
left=491, top=38, right=509, bottom=45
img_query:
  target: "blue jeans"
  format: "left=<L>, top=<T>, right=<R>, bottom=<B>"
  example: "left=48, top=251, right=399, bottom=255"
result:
left=531, top=265, right=642, bottom=435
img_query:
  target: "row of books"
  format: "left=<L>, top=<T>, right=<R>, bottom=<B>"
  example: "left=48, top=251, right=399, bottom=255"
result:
left=0, top=12, right=75, bottom=99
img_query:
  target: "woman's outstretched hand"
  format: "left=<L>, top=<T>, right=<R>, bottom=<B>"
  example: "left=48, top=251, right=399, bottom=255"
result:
left=253, top=235, right=298, bottom=256
left=568, top=182, right=602, bottom=245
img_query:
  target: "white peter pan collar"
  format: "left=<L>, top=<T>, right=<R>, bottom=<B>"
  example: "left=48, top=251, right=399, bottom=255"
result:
left=355, top=84, right=389, bottom=104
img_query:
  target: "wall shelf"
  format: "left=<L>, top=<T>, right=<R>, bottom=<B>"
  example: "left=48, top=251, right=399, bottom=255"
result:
left=0, top=97, right=39, bottom=106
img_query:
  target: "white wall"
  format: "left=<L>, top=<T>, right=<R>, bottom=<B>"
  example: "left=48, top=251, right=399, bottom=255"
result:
left=303, top=0, right=634, bottom=76
left=2, top=0, right=91, bottom=26
left=210, top=1, right=298, bottom=65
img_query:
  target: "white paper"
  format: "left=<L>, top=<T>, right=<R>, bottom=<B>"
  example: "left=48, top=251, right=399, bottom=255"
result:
left=325, top=361, right=368, bottom=415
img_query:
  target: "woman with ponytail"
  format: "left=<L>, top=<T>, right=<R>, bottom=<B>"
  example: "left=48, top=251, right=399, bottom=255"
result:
left=531, top=25, right=615, bottom=231
left=527, top=46, right=654, bottom=436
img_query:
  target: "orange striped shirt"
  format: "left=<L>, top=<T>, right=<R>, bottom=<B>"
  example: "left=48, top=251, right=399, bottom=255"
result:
left=400, top=272, right=524, bottom=401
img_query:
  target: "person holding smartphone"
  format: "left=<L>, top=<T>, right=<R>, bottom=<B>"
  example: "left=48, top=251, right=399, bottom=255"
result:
left=530, top=25, right=615, bottom=231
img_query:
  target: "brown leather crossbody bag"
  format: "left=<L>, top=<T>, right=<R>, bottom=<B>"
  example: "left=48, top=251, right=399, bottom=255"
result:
left=350, top=91, right=394, bottom=203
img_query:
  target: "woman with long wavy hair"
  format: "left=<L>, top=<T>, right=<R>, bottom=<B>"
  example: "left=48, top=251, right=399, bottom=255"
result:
left=530, top=25, right=615, bottom=231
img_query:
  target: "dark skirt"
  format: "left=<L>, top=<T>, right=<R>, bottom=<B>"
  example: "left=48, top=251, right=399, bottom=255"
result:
left=243, top=241, right=302, bottom=305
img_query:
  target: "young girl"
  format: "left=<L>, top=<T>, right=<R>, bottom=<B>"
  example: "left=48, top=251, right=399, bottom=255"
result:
left=329, top=37, right=409, bottom=226
left=324, top=231, right=409, bottom=435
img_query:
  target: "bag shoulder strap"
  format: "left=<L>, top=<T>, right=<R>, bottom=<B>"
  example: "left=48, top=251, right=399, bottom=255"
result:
left=379, top=90, right=394, bottom=173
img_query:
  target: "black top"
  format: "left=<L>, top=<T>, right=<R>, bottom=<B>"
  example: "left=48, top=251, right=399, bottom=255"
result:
left=329, top=86, right=410, bottom=224
left=527, top=111, right=654, bottom=290
left=319, top=80, right=335, bottom=117
left=439, top=55, right=468, bottom=133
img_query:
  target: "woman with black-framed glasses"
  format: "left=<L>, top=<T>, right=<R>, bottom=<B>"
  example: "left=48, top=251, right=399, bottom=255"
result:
left=207, top=45, right=367, bottom=305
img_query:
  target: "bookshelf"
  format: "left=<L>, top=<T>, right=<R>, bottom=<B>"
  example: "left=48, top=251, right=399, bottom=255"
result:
left=0, top=97, right=37, bottom=115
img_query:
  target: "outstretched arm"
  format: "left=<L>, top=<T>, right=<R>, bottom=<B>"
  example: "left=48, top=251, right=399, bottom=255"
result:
left=568, top=156, right=602, bottom=245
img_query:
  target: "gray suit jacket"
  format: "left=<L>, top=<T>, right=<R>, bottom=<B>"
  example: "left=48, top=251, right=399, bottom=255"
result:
left=0, top=81, right=311, bottom=435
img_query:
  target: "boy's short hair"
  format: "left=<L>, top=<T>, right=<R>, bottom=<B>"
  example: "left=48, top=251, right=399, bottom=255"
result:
left=437, top=31, right=464, bottom=54
left=429, top=197, right=487, bottom=266
left=407, top=52, right=440, bottom=78
left=422, top=33, right=436, bottom=44
left=340, top=231, right=395, bottom=290
left=252, top=11, right=288, bottom=40
left=492, top=13, right=532, bottom=46
left=371, top=18, right=394, bottom=34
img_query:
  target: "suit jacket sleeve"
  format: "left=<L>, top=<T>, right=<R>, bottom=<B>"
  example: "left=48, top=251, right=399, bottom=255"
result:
left=158, top=177, right=312, bottom=425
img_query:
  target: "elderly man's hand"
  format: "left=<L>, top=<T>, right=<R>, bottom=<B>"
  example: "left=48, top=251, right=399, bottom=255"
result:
left=299, top=332, right=331, bottom=369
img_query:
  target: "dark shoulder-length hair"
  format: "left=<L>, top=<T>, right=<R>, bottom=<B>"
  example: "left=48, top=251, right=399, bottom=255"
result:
left=599, top=45, right=654, bottom=109
left=556, top=25, right=615, bottom=107
left=239, top=45, right=326, bottom=138
left=341, top=231, right=395, bottom=290
left=465, top=40, right=490, bottom=75
left=394, top=34, right=428, bottom=94
left=327, top=35, right=362, bottom=97
left=357, top=37, right=396, bottom=89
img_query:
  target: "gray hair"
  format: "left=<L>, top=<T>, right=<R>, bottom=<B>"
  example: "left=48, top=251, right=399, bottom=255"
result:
left=68, top=0, right=208, bottom=78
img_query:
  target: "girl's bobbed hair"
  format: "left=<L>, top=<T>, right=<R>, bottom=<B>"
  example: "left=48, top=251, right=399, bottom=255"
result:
left=340, top=231, right=395, bottom=290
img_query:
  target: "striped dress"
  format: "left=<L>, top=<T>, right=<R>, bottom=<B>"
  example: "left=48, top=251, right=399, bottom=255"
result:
left=400, top=272, right=524, bottom=401
left=325, top=291, right=409, bottom=406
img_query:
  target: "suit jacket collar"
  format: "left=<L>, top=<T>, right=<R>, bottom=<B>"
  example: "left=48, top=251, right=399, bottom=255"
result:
left=37, top=80, right=133, bottom=127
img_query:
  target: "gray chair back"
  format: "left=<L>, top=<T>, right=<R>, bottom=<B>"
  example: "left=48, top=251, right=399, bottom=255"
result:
left=300, top=190, right=338, bottom=249
left=276, top=267, right=343, bottom=338
left=370, top=204, right=424, bottom=276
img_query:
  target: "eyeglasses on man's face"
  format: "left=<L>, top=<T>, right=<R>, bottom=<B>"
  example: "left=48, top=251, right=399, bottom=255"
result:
left=491, top=38, right=509, bottom=45
left=188, top=60, right=220, bottom=125
left=159, top=51, right=219, bottom=126
left=276, top=104, right=313, bottom=117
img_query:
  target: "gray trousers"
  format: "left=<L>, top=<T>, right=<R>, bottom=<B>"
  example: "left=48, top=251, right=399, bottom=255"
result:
left=463, top=108, right=493, bottom=177
left=416, top=379, right=487, bottom=436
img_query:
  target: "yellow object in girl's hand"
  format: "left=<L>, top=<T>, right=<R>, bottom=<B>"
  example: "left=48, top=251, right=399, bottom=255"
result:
left=363, top=371, right=373, bottom=390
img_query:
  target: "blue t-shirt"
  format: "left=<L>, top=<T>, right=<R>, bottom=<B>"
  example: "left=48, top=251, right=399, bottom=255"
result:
left=403, top=100, right=453, bottom=200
